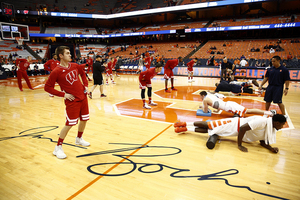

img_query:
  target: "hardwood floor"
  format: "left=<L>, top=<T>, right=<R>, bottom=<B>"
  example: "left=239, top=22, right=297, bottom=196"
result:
left=0, top=74, right=299, bottom=200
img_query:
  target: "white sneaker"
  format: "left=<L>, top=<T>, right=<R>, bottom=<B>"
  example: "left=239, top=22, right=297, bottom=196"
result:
left=284, top=115, right=289, bottom=119
left=53, top=145, right=67, bottom=159
left=49, top=94, right=54, bottom=97
left=191, top=79, right=195, bottom=82
left=270, top=110, right=277, bottom=116
left=75, top=137, right=90, bottom=146
left=143, top=104, right=151, bottom=109
left=148, top=101, right=157, bottom=106
left=106, top=83, right=109, bottom=85
left=112, top=82, right=116, bottom=84
left=188, top=80, right=192, bottom=83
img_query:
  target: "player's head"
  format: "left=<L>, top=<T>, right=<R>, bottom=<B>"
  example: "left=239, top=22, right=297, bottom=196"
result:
left=55, top=46, right=71, bottom=62
left=27, top=56, right=32, bottom=62
left=193, top=57, right=198, bottom=61
left=52, top=53, right=58, bottom=60
left=223, top=57, right=227, bottom=63
left=178, top=56, right=183, bottom=62
left=272, top=55, right=281, bottom=68
left=272, top=114, right=286, bottom=130
left=155, top=63, right=163, bottom=73
left=199, top=91, right=207, bottom=100
left=96, top=55, right=101, bottom=61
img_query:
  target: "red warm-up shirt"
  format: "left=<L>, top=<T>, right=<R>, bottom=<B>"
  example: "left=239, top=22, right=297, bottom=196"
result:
left=44, top=63, right=88, bottom=101
left=16, top=58, right=30, bottom=72
left=164, top=59, right=179, bottom=70
left=86, top=58, right=93, bottom=66
left=144, top=56, right=153, bottom=69
left=187, top=60, right=195, bottom=71
left=139, top=67, right=158, bottom=82
left=44, top=59, right=60, bottom=71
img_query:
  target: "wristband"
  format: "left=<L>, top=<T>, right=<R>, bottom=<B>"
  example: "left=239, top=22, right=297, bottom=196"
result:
left=285, top=88, right=289, bottom=90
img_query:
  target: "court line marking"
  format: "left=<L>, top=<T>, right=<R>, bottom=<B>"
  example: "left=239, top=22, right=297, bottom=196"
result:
left=66, top=124, right=173, bottom=200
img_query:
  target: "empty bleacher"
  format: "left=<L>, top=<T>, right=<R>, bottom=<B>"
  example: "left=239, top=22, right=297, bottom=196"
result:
left=0, top=40, right=32, bottom=59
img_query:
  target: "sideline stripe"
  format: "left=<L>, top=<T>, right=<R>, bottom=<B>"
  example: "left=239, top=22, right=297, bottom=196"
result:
left=67, top=124, right=173, bottom=200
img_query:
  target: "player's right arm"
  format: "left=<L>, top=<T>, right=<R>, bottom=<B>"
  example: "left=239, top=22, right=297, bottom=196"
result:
left=237, top=123, right=252, bottom=152
left=202, top=99, right=209, bottom=113
left=43, top=60, right=51, bottom=72
left=44, top=70, right=65, bottom=98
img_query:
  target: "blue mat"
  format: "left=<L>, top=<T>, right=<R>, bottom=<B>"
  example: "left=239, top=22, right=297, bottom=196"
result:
left=196, top=109, right=212, bottom=116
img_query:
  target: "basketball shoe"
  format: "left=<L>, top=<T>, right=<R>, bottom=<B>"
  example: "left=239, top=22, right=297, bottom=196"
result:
left=171, top=87, right=177, bottom=91
left=270, top=110, right=277, bottom=116
left=165, top=89, right=171, bottom=93
left=101, top=94, right=107, bottom=97
left=148, top=101, right=157, bottom=106
left=174, top=122, right=187, bottom=127
left=75, top=137, right=90, bottom=146
left=143, top=103, right=151, bottom=109
left=53, top=145, right=67, bottom=159
left=88, top=92, right=92, bottom=99
left=175, top=127, right=188, bottom=133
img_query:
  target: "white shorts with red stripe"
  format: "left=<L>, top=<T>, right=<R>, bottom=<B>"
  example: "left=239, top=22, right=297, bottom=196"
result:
left=208, top=118, right=240, bottom=137
left=223, top=101, right=247, bottom=117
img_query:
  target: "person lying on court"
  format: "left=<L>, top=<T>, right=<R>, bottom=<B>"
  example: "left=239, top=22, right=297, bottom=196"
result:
left=215, top=79, right=260, bottom=94
left=174, top=114, right=286, bottom=153
left=199, top=91, right=276, bottom=117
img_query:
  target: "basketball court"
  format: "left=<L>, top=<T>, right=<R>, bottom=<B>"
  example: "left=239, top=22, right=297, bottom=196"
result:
left=0, top=74, right=299, bottom=200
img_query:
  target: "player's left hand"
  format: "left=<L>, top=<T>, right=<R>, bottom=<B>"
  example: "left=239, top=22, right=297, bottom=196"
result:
left=283, top=89, right=288, bottom=96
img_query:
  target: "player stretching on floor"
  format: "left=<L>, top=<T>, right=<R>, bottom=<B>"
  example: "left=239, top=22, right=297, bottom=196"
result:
left=199, top=91, right=276, bottom=117
left=44, top=46, right=90, bottom=159
left=187, top=57, right=198, bottom=82
left=164, top=56, right=183, bottom=93
left=139, top=63, right=163, bottom=109
left=174, top=114, right=286, bottom=153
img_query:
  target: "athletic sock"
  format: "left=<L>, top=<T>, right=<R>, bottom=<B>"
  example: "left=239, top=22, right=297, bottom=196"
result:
left=142, top=99, right=146, bottom=105
left=264, top=111, right=272, bottom=116
left=187, top=127, right=195, bottom=132
left=57, top=138, right=64, bottom=146
left=77, top=131, right=83, bottom=138
left=186, top=122, right=194, bottom=126
left=149, top=97, right=152, bottom=103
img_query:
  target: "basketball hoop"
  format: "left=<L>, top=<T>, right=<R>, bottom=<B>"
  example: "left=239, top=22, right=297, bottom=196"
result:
left=16, top=37, right=24, bottom=46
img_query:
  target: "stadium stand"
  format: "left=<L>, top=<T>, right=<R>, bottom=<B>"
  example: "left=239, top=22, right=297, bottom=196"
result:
left=45, top=27, right=98, bottom=35
left=0, top=40, right=32, bottom=59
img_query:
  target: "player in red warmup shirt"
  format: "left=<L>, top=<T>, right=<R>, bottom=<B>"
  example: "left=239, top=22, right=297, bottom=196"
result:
left=44, top=54, right=60, bottom=97
left=164, top=56, right=183, bottom=92
left=44, top=53, right=60, bottom=73
left=144, top=54, right=154, bottom=70
left=86, top=55, right=93, bottom=73
left=187, top=57, right=198, bottom=82
left=44, top=46, right=90, bottom=159
left=106, top=57, right=116, bottom=85
left=16, top=56, right=34, bottom=91
left=139, top=63, right=163, bottom=109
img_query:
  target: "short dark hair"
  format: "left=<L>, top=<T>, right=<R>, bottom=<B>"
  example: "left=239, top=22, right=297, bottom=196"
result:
left=52, top=53, right=56, bottom=57
left=199, top=91, right=207, bottom=96
left=272, top=55, right=281, bottom=61
left=272, top=114, right=286, bottom=123
left=155, top=63, right=162, bottom=68
left=194, top=57, right=198, bottom=60
left=55, top=46, right=70, bottom=61
left=178, top=56, right=182, bottom=60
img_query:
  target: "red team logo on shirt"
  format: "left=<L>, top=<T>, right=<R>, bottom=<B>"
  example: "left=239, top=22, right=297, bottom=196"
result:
left=66, top=70, right=78, bottom=85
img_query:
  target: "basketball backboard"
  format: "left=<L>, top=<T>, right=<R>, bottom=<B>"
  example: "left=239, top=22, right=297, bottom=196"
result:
left=0, top=22, right=29, bottom=41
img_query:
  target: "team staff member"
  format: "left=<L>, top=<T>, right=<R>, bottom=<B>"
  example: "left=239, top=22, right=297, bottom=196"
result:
left=44, top=46, right=90, bottom=159
left=174, top=114, right=286, bottom=153
left=144, top=54, right=154, bottom=70
left=220, top=57, right=235, bottom=81
left=88, top=55, right=106, bottom=99
left=139, top=63, right=163, bottom=109
left=187, top=57, right=198, bottom=82
left=164, top=56, right=183, bottom=93
left=259, top=56, right=290, bottom=117
left=16, top=56, right=34, bottom=91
